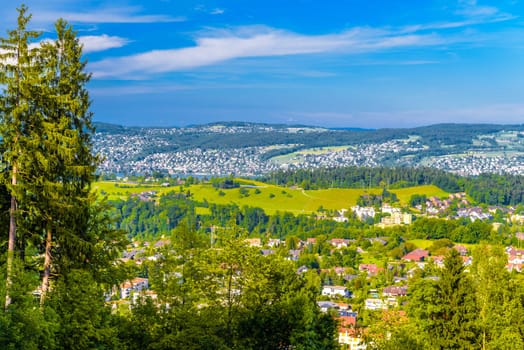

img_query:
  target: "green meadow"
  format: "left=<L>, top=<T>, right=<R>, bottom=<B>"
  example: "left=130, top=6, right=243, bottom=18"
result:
left=407, top=239, right=478, bottom=252
left=95, top=180, right=448, bottom=215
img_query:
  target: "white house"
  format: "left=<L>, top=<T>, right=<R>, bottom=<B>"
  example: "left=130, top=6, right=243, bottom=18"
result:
left=322, top=285, right=351, bottom=298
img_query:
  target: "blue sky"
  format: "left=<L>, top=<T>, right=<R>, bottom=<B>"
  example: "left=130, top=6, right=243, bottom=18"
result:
left=1, top=0, right=524, bottom=128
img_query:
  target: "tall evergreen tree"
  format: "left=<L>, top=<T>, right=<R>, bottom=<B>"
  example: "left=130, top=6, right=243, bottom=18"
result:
left=409, top=249, right=479, bottom=349
left=32, top=17, right=98, bottom=305
left=0, top=4, right=41, bottom=309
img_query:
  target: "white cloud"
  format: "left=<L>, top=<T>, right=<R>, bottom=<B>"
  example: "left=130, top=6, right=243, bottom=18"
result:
left=90, top=26, right=444, bottom=78
left=80, top=35, right=130, bottom=53
left=210, top=8, right=225, bottom=15
left=454, top=0, right=513, bottom=21
left=32, top=7, right=185, bottom=24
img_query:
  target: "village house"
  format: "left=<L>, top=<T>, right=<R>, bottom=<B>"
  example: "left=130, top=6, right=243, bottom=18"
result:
left=333, top=209, right=349, bottom=223
left=359, top=263, right=380, bottom=276
left=351, top=206, right=376, bottom=221
left=266, top=238, right=281, bottom=247
left=120, top=277, right=149, bottom=299
left=382, top=285, right=408, bottom=297
left=402, top=248, right=429, bottom=262
left=379, top=212, right=412, bottom=226
left=322, top=285, right=352, bottom=298
left=330, top=238, right=352, bottom=249
left=338, top=327, right=367, bottom=350
left=288, top=249, right=301, bottom=261
left=317, top=300, right=340, bottom=313
left=364, top=297, right=398, bottom=310
left=453, top=244, right=468, bottom=256
left=431, top=255, right=446, bottom=268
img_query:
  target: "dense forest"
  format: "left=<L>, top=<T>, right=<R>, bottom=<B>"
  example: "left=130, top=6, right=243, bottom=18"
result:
left=261, top=166, right=524, bottom=206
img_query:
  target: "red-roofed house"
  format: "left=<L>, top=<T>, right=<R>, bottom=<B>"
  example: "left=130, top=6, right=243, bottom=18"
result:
left=402, top=248, right=429, bottom=262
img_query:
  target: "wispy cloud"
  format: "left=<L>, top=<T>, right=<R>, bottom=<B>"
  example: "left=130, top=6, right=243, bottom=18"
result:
left=90, top=26, right=444, bottom=78
left=90, top=83, right=195, bottom=96
left=32, top=6, right=185, bottom=24
left=80, top=35, right=130, bottom=53
left=454, top=0, right=515, bottom=22
left=86, top=0, right=517, bottom=79
left=210, top=8, right=225, bottom=15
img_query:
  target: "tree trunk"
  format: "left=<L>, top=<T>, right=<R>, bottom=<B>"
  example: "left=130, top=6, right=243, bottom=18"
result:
left=5, top=165, right=17, bottom=310
left=40, top=225, right=52, bottom=307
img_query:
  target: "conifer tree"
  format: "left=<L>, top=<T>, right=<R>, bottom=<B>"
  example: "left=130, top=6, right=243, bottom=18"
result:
left=409, top=249, right=479, bottom=349
left=32, top=17, right=98, bottom=305
left=0, top=4, right=41, bottom=309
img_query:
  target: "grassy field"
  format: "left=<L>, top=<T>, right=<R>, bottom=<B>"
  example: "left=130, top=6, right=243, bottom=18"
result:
left=407, top=239, right=478, bottom=252
left=390, top=185, right=448, bottom=205
left=93, top=182, right=176, bottom=200
left=95, top=179, right=448, bottom=216
left=270, top=145, right=354, bottom=164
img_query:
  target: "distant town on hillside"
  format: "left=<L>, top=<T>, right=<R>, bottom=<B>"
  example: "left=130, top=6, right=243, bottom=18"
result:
left=93, top=122, right=524, bottom=177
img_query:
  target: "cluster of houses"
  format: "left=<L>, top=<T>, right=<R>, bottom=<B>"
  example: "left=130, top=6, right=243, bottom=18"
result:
left=336, top=192, right=523, bottom=229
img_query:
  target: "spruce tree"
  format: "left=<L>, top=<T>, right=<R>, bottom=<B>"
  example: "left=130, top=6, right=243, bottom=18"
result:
left=409, top=249, right=479, bottom=349
left=0, top=4, right=41, bottom=309
left=32, top=18, right=98, bottom=305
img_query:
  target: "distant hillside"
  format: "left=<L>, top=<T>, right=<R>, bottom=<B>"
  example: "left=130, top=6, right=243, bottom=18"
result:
left=92, top=122, right=524, bottom=177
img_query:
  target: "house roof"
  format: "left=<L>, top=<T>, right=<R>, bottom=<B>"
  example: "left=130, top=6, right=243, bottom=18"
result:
left=402, top=248, right=429, bottom=261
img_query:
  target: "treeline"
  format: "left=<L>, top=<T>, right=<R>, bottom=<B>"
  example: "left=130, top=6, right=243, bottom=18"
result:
left=260, top=166, right=524, bottom=205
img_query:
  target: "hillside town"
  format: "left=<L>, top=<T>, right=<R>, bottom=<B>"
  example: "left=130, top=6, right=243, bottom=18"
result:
left=93, top=124, right=524, bottom=177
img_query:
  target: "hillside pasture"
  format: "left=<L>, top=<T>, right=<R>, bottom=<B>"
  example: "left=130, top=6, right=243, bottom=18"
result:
left=95, top=180, right=449, bottom=216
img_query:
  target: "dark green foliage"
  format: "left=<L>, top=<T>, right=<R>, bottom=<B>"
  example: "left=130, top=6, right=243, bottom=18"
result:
left=211, top=177, right=240, bottom=189
left=47, top=270, right=119, bottom=350
left=117, top=227, right=339, bottom=350
left=409, top=250, right=480, bottom=349
left=409, top=194, right=427, bottom=207
left=0, top=259, right=57, bottom=350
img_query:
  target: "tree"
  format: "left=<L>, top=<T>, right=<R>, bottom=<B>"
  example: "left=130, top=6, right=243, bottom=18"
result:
left=0, top=4, right=42, bottom=309
left=471, top=244, right=524, bottom=349
left=1, top=9, right=127, bottom=349
left=31, top=17, right=98, bottom=305
left=409, top=249, right=479, bottom=349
